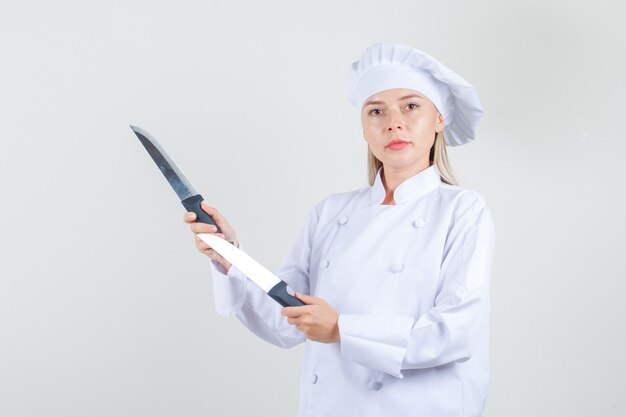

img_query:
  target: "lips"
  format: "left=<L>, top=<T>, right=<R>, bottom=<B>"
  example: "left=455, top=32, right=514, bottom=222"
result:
left=387, top=139, right=409, bottom=146
left=385, top=139, right=410, bottom=150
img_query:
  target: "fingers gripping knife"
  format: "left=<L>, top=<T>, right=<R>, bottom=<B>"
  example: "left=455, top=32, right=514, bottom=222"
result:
left=130, top=125, right=304, bottom=307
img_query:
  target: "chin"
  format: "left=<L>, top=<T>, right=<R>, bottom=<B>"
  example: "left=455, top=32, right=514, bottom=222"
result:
left=382, top=156, right=429, bottom=171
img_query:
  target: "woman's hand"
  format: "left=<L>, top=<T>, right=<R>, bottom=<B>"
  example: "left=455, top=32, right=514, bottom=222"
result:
left=183, top=202, right=239, bottom=273
left=281, top=293, right=340, bottom=343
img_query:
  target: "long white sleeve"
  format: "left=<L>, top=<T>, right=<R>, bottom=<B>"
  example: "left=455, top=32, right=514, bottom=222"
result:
left=337, top=199, right=495, bottom=378
left=208, top=205, right=320, bottom=349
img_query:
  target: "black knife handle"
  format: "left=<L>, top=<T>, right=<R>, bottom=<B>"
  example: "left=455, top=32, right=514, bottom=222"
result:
left=182, top=194, right=222, bottom=233
left=268, top=281, right=306, bottom=307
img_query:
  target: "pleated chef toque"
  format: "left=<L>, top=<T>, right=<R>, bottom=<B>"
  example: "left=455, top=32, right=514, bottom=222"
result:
left=348, top=43, right=484, bottom=146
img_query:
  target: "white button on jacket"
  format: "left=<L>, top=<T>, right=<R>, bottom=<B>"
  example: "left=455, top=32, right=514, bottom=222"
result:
left=209, top=165, right=496, bottom=417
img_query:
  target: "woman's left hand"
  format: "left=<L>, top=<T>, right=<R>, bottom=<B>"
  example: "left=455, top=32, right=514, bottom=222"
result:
left=281, top=293, right=340, bottom=343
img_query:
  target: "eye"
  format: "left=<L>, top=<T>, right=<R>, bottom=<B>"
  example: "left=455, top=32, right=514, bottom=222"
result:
left=368, top=108, right=382, bottom=115
left=406, top=103, right=420, bottom=110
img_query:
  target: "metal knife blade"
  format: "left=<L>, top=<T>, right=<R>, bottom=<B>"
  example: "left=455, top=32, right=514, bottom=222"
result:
left=197, top=233, right=305, bottom=307
left=130, top=125, right=221, bottom=231
left=130, top=125, right=197, bottom=201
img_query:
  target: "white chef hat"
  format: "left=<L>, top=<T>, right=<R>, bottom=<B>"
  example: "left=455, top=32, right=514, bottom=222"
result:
left=348, top=43, right=484, bottom=146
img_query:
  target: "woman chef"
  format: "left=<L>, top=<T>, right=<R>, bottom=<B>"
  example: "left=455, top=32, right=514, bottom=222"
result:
left=184, top=43, right=495, bottom=417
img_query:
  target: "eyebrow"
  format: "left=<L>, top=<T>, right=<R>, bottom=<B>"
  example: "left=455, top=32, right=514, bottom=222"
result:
left=364, top=94, right=424, bottom=107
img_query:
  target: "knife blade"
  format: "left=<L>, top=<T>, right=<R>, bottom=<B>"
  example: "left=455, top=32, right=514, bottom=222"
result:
left=198, top=233, right=305, bottom=307
left=130, top=125, right=221, bottom=232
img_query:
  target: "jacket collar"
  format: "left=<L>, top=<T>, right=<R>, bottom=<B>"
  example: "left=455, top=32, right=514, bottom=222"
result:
left=369, top=164, right=441, bottom=206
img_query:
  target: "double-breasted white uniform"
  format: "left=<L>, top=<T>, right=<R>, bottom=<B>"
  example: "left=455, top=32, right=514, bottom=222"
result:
left=209, top=164, right=496, bottom=417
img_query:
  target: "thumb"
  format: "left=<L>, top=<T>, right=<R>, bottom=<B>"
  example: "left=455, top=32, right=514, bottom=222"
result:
left=200, top=202, right=215, bottom=214
left=295, top=292, right=320, bottom=304
left=201, top=203, right=222, bottom=220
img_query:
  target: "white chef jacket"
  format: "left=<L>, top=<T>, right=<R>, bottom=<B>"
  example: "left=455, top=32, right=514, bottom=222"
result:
left=209, top=164, right=496, bottom=417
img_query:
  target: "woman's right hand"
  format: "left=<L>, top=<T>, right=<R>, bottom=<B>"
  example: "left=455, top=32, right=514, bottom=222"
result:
left=183, top=202, right=239, bottom=273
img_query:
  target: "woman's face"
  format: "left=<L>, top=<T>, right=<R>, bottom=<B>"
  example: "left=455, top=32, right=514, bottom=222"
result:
left=361, top=88, right=444, bottom=173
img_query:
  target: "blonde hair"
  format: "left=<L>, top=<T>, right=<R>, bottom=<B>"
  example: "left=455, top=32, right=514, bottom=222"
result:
left=367, top=131, right=458, bottom=186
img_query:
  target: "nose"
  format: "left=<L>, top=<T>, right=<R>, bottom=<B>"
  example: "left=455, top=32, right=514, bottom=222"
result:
left=386, top=108, right=403, bottom=131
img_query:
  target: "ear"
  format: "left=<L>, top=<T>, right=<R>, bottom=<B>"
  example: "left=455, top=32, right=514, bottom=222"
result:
left=435, top=113, right=445, bottom=133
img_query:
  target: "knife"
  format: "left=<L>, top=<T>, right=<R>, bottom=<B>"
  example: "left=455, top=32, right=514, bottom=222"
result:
left=198, top=233, right=305, bottom=307
left=130, top=125, right=222, bottom=231
left=130, top=125, right=304, bottom=307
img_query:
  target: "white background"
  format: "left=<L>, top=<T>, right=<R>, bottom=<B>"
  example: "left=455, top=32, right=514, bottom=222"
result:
left=1, top=0, right=624, bottom=415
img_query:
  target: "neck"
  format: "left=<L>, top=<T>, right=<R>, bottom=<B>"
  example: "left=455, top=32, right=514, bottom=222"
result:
left=381, top=160, right=431, bottom=204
